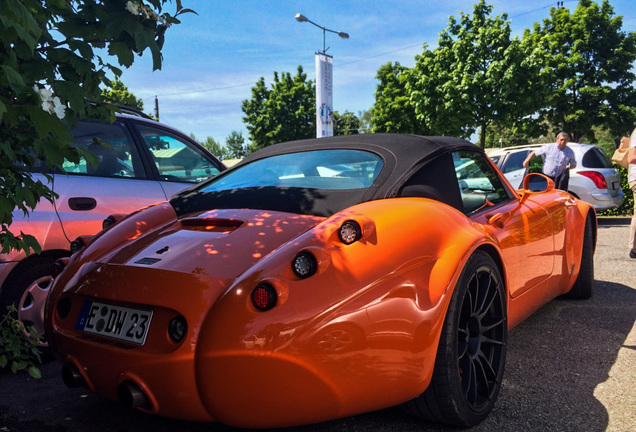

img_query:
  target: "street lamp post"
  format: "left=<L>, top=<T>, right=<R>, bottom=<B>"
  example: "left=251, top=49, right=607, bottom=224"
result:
left=295, top=13, right=349, bottom=138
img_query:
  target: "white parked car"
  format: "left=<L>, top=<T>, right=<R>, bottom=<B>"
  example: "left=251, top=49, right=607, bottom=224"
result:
left=487, top=143, right=624, bottom=210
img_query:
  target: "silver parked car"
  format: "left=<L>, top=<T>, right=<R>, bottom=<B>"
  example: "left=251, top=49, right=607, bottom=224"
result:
left=487, top=143, right=624, bottom=210
left=0, top=110, right=225, bottom=341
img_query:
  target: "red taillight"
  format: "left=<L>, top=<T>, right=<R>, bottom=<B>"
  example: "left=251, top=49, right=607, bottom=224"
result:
left=251, top=284, right=277, bottom=311
left=577, top=171, right=607, bottom=189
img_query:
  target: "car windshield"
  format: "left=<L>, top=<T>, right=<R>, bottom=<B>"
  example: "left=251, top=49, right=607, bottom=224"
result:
left=201, top=149, right=383, bottom=192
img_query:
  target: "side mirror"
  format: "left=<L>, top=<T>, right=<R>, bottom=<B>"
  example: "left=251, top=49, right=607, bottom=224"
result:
left=521, top=173, right=555, bottom=193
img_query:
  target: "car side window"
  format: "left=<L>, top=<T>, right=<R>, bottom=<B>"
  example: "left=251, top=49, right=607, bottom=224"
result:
left=399, top=153, right=464, bottom=211
left=136, top=124, right=222, bottom=183
left=65, top=121, right=146, bottom=178
left=582, top=147, right=612, bottom=169
left=453, top=151, right=510, bottom=214
left=502, top=151, right=529, bottom=173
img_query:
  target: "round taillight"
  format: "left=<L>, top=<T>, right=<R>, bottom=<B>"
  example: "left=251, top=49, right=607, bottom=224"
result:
left=292, top=252, right=317, bottom=279
left=338, top=220, right=362, bottom=245
left=102, top=215, right=117, bottom=230
left=51, top=260, right=66, bottom=278
left=251, top=284, right=277, bottom=311
left=168, top=316, right=188, bottom=343
left=70, top=238, right=84, bottom=254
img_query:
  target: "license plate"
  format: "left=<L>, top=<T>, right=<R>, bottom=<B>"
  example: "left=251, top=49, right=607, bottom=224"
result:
left=76, top=301, right=153, bottom=345
left=613, top=181, right=619, bottom=190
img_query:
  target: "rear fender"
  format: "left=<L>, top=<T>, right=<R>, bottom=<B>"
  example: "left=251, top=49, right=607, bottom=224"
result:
left=193, top=198, right=500, bottom=427
left=562, top=202, right=596, bottom=290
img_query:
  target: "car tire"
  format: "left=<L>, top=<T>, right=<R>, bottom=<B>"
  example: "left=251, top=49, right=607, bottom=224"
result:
left=18, top=274, right=54, bottom=346
left=562, top=215, right=594, bottom=300
left=1, top=256, right=58, bottom=345
left=1, top=256, right=57, bottom=307
left=403, top=250, right=507, bottom=426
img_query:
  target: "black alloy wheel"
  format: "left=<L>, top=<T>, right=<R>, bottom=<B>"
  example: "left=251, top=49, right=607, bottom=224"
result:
left=403, top=250, right=507, bottom=427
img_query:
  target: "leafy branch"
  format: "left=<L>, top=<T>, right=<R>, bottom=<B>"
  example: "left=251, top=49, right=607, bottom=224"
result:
left=0, top=305, right=43, bottom=379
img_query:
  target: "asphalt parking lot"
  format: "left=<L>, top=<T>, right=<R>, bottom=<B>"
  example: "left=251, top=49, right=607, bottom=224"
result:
left=1, top=217, right=634, bottom=432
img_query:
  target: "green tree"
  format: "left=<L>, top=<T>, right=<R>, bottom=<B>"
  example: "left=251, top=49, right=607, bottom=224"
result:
left=1, top=0, right=191, bottom=257
left=201, top=136, right=229, bottom=160
left=358, top=109, right=373, bottom=134
left=372, top=62, right=427, bottom=134
left=241, top=66, right=315, bottom=151
left=410, top=0, right=547, bottom=147
left=100, top=77, right=145, bottom=112
left=525, top=0, right=636, bottom=142
left=225, top=131, right=249, bottom=159
left=333, top=110, right=360, bottom=135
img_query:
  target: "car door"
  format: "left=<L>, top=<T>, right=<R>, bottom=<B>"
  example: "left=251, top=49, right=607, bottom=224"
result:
left=54, top=120, right=170, bottom=243
left=452, top=150, right=556, bottom=298
left=133, top=123, right=224, bottom=198
left=499, top=150, right=530, bottom=189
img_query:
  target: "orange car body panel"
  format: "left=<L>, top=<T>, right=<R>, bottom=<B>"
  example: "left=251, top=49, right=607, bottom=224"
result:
left=46, top=184, right=594, bottom=428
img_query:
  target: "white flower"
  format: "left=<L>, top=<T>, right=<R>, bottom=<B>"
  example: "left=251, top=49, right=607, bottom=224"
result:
left=51, top=96, right=66, bottom=119
left=125, top=1, right=160, bottom=22
left=125, top=1, right=140, bottom=15
left=34, top=85, right=66, bottom=120
left=36, top=86, right=52, bottom=100
left=141, top=5, right=160, bottom=21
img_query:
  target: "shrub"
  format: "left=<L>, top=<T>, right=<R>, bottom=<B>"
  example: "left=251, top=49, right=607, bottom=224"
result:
left=0, top=306, right=42, bottom=379
left=598, top=165, right=634, bottom=216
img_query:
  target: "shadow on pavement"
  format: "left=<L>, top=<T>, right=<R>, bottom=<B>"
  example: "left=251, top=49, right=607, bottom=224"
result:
left=1, top=280, right=634, bottom=432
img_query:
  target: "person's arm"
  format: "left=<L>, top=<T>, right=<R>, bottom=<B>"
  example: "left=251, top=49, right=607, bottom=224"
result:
left=522, top=150, right=536, bottom=168
left=568, top=149, right=577, bottom=169
left=629, top=146, right=636, bottom=165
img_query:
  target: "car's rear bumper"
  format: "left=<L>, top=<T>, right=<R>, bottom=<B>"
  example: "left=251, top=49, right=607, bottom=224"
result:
left=587, top=190, right=625, bottom=210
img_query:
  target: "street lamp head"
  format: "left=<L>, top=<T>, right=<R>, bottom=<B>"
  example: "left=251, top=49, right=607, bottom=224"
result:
left=295, top=13, right=349, bottom=54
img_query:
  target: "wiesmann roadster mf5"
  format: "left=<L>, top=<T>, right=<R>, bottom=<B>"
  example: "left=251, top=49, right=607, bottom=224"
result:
left=45, top=134, right=596, bottom=429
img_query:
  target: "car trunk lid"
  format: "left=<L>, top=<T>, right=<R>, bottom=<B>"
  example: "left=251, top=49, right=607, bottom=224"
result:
left=106, top=209, right=325, bottom=279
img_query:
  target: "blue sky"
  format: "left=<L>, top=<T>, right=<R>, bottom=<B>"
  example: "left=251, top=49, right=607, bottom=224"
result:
left=119, top=0, right=636, bottom=145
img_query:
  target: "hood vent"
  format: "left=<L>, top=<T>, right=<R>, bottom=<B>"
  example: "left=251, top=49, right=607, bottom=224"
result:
left=179, top=217, right=244, bottom=233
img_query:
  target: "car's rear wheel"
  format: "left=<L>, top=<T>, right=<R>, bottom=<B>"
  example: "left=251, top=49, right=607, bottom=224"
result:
left=1, top=256, right=57, bottom=346
left=562, top=214, right=594, bottom=300
left=403, top=250, right=507, bottom=426
left=18, top=275, right=53, bottom=345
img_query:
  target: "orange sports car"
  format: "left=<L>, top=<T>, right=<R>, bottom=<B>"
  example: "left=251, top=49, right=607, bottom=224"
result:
left=45, top=134, right=596, bottom=429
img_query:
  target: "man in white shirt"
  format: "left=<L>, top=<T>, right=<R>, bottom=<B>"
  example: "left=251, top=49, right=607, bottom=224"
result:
left=522, top=132, right=577, bottom=191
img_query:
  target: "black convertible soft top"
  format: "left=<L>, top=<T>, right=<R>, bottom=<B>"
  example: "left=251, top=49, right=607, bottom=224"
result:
left=171, top=134, right=480, bottom=217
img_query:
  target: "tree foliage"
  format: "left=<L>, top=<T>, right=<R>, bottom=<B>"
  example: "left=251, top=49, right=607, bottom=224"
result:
left=409, top=0, right=548, bottom=147
left=241, top=66, right=315, bottom=151
left=525, top=0, right=636, bottom=142
left=372, top=62, right=427, bottom=134
left=100, top=77, right=145, bottom=112
left=333, top=110, right=360, bottom=135
left=225, top=131, right=249, bottom=159
left=357, top=109, right=373, bottom=134
left=191, top=135, right=229, bottom=160
left=0, top=0, right=192, bottom=256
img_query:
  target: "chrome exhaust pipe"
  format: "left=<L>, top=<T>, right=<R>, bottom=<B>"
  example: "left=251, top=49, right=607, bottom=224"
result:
left=61, top=364, right=86, bottom=388
left=117, top=381, right=151, bottom=410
